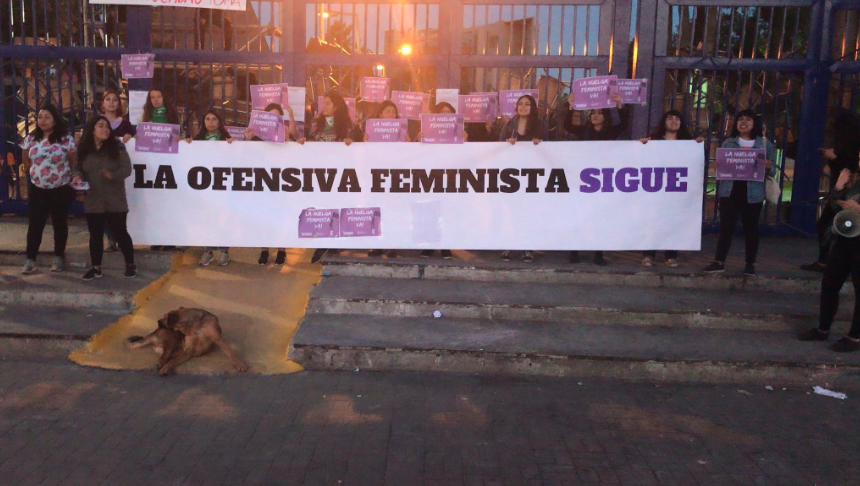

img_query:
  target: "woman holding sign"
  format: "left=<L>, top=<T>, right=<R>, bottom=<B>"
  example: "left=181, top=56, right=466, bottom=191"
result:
left=702, top=110, right=775, bottom=276
left=563, top=92, right=628, bottom=266
left=20, top=104, right=78, bottom=274
left=99, top=90, right=136, bottom=143
left=72, top=116, right=136, bottom=280
left=141, top=89, right=181, bottom=251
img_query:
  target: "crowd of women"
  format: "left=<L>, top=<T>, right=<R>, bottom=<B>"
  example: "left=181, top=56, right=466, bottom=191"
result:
left=15, top=85, right=860, bottom=352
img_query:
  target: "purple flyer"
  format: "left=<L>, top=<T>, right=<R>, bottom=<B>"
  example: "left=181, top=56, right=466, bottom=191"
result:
left=360, top=77, right=391, bottom=103
left=499, top=89, right=540, bottom=117
left=366, top=119, right=408, bottom=142
left=135, top=123, right=181, bottom=154
left=317, top=96, right=357, bottom=121
left=420, top=113, right=465, bottom=144
left=251, top=83, right=289, bottom=111
left=715, top=148, right=767, bottom=181
left=248, top=110, right=285, bottom=143
left=392, top=91, right=430, bottom=119
left=121, top=53, right=154, bottom=79
left=225, top=126, right=246, bottom=140
left=340, top=208, right=381, bottom=237
left=298, top=209, right=340, bottom=238
left=617, top=79, right=648, bottom=104
left=571, top=75, right=618, bottom=110
left=458, top=94, right=498, bottom=122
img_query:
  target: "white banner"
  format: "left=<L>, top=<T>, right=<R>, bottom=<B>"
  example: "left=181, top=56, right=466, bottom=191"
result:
left=124, top=140, right=705, bottom=250
left=89, top=0, right=246, bottom=11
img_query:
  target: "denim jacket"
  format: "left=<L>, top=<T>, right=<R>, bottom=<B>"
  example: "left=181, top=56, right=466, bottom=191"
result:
left=717, top=136, right=777, bottom=203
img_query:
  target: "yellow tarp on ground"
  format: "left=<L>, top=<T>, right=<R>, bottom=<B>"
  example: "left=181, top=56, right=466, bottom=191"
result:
left=69, top=248, right=321, bottom=374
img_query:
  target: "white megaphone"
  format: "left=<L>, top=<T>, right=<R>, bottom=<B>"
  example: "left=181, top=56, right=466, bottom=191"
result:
left=833, top=210, right=860, bottom=238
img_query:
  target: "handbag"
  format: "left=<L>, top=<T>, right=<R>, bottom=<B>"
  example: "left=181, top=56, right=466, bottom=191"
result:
left=765, top=175, right=781, bottom=205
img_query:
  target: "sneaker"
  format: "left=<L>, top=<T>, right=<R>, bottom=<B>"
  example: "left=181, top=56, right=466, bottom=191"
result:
left=104, top=242, right=119, bottom=253
left=441, top=250, right=453, bottom=260
left=702, top=262, right=725, bottom=274
left=311, top=249, right=328, bottom=264
left=641, top=257, right=653, bottom=267
left=386, top=250, right=398, bottom=258
left=124, top=264, right=137, bottom=278
left=797, top=328, right=830, bottom=341
left=368, top=249, right=383, bottom=257
left=199, top=251, right=215, bottom=267
left=665, top=258, right=679, bottom=268
left=82, top=267, right=103, bottom=281
left=523, top=251, right=534, bottom=263
left=569, top=251, right=580, bottom=264
left=800, top=261, right=826, bottom=273
left=420, top=250, right=433, bottom=258
left=501, top=250, right=511, bottom=262
left=274, top=251, right=287, bottom=266
left=743, top=263, right=756, bottom=276
left=258, top=250, right=269, bottom=265
left=217, top=251, right=230, bottom=266
left=50, top=256, right=64, bottom=272
left=22, top=258, right=36, bottom=275
left=593, top=254, right=608, bottom=266
left=831, top=336, right=860, bottom=352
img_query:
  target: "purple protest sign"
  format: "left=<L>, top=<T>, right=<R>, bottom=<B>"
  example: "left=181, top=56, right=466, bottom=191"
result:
left=360, top=77, right=391, bottom=103
left=420, top=114, right=465, bottom=144
left=251, top=83, right=288, bottom=111
left=392, top=91, right=430, bottom=119
left=248, top=110, right=285, bottom=143
left=571, top=75, right=618, bottom=110
left=715, top=148, right=767, bottom=181
left=458, top=94, right=498, bottom=122
left=298, top=209, right=340, bottom=238
left=135, top=123, right=180, bottom=154
left=500, top=89, right=540, bottom=117
left=340, top=208, right=381, bottom=237
left=317, top=96, right=357, bottom=121
left=617, top=79, right=648, bottom=104
left=366, top=119, right=408, bottom=142
left=121, top=53, right=154, bottom=79
left=225, top=126, right=246, bottom=140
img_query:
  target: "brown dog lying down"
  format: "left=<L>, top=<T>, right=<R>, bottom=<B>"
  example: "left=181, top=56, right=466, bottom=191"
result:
left=125, top=307, right=248, bottom=375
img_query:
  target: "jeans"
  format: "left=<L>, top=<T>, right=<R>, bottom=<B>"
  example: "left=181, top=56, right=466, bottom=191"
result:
left=85, top=212, right=135, bottom=267
left=26, top=184, right=75, bottom=260
left=819, top=236, right=860, bottom=338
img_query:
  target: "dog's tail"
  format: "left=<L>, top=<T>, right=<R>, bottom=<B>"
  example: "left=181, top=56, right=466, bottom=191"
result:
left=124, top=335, right=149, bottom=349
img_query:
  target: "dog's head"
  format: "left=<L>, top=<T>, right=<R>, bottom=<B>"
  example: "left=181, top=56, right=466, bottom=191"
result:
left=158, top=307, right=186, bottom=329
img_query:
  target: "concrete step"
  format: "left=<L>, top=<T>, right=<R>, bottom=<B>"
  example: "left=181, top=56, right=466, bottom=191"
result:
left=290, top=314, right=860, bottom=388
left=0, top=248, right=175, bottom=272
left=0, top=303, right=129, bottom=339
left=306, top=276, right=851, bottom=332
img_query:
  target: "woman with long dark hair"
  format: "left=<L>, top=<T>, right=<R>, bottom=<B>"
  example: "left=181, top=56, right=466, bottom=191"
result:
left=100, top=90, right=136, bottom=143
left=73, top=115, right=136, bottom=280
left=564, top=91, right=628, bottom=266
left=702, top=109, right=775, bottom=275
left=141, top=88, right=181, bottom=125
left=639, top=109, right=703, bottom=267
left=20, top=104, right=78, bottom=274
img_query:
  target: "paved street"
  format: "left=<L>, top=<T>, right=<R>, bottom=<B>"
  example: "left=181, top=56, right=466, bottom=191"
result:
left=0, top=359, right=858, bottom=486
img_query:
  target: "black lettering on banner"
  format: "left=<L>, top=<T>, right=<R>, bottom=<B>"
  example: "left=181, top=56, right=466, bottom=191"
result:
left=500, top=168, right=520, bottom=193
left=411, top=169, right=444, bottom=193
left=458, top=169, right=485, bottom=193
left=154, top=165, right=177, bottom=189
left=281, top=168, right=301, bottom=192
left=545, top=169, right=569, bottom=193
left=188, top=167, right=211, bottom=190
left=133, top=164, right=153, bottom=188
left=390, top=169, right=411, bottom=193
left=254, top=168, right=280, bottom=191
left=371, top=169, right=389, bottom=193
left=445, top=169, right=457, bottom=193
left=521, top=168, right=545, bottom=193
left=487, top=168, right=500, bottom=193
left=338, top=169, right=361, bottom=192
left=301, top=168, right=314, bottom=192
left=232, top=167, right=253, bottom=191
left=579, top=168, right=601, bottom=193
left=212, top=167, right=230, bottom=191
left=315, top=168, right=337, bottom=192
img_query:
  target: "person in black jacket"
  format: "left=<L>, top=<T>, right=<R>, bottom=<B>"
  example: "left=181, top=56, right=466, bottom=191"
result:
left=564, top=91, right=628, bottom=266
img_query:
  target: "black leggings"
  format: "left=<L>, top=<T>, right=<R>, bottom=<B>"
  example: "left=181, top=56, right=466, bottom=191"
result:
left=714, top=190, right=763, bottom=264
left=26, top=184, right=75, bottom=259
left=85, top=212, right=135, bottom=267
left=819, top=236, right=860, bottom=338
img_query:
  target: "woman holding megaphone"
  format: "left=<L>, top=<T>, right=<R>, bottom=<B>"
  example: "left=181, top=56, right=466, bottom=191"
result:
left=798, top=167, right=860, bottom=352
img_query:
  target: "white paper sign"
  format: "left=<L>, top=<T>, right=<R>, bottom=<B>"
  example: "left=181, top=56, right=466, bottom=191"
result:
left=128, top=90, right=148, bottom=125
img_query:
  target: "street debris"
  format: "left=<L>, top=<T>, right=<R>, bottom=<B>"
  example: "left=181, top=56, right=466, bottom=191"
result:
left=812, top=386, right=847, bottom=400
left=737, top=389, right=753, bottom=396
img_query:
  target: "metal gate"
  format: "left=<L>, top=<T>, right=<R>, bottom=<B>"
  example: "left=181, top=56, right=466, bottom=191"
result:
left=0, top=0, right=850, bottom=235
